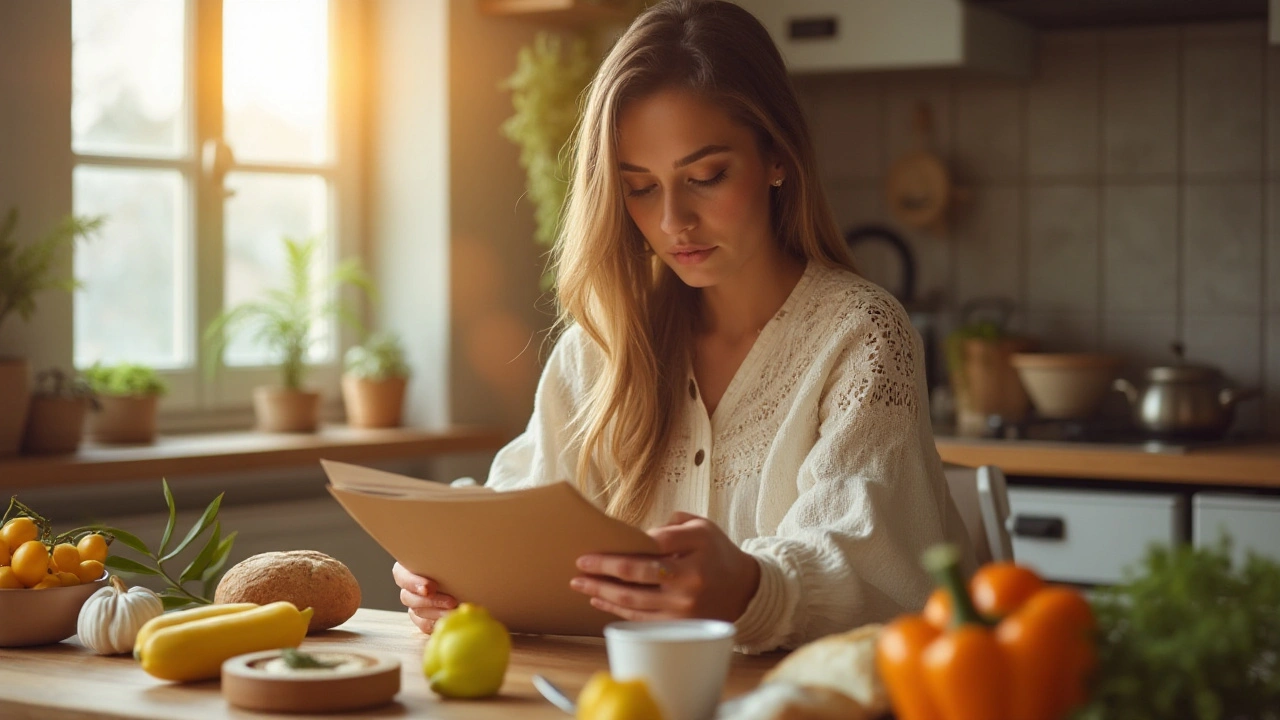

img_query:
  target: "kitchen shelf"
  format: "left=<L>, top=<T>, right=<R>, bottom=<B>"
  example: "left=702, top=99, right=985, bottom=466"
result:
left=936, top=435, right=1280, bottom=489
left=0, top=425, right=508, bottom=490
left=478, top=0, right=634, bottom=24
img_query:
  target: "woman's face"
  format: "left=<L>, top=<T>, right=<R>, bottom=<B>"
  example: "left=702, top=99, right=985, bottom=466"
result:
left=616, top=87, right=783, bottom=289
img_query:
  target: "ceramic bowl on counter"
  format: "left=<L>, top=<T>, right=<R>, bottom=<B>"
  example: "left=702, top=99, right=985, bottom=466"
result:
left=0, top=574, right=109, bottom=647
left=1011, top=353, right=1122, bottom=420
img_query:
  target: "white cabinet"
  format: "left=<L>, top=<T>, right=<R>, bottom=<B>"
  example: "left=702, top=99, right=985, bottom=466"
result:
left=1007, top=487, right=1186, bottom=585
left=1193, top=493, right=1280, bottom=566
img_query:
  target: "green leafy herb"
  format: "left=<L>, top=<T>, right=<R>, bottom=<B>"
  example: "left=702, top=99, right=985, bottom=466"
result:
left=3, top=479, right=238, bottom=611
left=344, top=331, right=410, bottom=381
left=203, top=236, right=373, bottom=390
left=82, top=362, right=168, bottom=397
left=500, top=32, right=595, bottom=289
left=1074, top=536, right=1280, bottom=720
left=281, top=648, right=342, bottom=670
left=0, top=207, right=104, bottom=336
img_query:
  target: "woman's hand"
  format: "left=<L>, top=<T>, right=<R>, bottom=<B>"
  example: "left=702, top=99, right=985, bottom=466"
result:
left=393, top=561, right=459, bottom=634
left=570, top=511, right=761, bottom=622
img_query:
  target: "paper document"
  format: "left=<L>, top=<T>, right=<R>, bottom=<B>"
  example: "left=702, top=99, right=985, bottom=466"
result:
left=322, top=459, right=660, bottom=636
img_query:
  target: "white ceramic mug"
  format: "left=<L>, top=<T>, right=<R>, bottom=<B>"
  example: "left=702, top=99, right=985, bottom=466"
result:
left=603, top=619, right=736, bottom=720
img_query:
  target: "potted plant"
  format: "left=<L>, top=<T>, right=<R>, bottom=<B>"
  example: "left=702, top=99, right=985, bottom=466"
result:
left=0, top=208, right=103, bottom=456
left=204, top=236, right=371, bottom=433
left=945, top=298, right=1036, bottom=436
left=82, top=362, right=168, bottom=444
left=342, top=332, right=411, bottom=428
left=22, top=368, right=97, bottom=455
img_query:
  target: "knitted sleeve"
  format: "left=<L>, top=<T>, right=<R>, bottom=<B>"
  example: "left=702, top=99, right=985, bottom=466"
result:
left=732, top=286, right=962, bottom=653
left=485, top=325, right=602, bottom=498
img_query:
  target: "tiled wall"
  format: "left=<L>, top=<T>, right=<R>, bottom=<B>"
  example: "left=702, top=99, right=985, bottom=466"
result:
left=796, top=21, right=1280, bottom=435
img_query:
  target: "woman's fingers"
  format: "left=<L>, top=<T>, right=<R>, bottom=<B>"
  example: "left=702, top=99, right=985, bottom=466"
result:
left=407, top=606, right=451, bottom=634
left=392, top=562, right=437, bottom=594
left=588, top=595, right=670, bottom=622
left=571, top=575, right=694, bottom=615
left=576, top=553, right=678, bottom=585
left=399, top=587, right=459, bottom=610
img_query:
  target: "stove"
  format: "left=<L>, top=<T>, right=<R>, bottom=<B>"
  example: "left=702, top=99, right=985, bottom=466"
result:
left=979, top=415, right=1258, bottom=454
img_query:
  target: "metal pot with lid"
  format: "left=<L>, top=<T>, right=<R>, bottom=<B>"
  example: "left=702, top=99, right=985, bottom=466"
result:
left=1112, top=343, right=1259, bottom=439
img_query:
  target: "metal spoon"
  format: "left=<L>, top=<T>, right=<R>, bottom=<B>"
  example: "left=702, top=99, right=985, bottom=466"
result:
left=532, top=674, right=577, bottom=715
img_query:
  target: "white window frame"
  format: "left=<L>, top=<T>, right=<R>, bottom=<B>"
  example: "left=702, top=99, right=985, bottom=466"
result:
left=72, top=0, right=366, bottom=430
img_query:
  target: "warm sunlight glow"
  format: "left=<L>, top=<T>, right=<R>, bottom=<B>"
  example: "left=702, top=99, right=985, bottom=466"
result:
left=223, top=0, right=331, bottom=164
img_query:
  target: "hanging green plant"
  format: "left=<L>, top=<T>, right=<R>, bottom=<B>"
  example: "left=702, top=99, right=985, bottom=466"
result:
left=500, top=32, right=596, bottom=288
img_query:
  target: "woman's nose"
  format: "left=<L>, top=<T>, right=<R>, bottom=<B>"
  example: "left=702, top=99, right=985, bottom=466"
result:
left=659, top=190, right=697, bottom=236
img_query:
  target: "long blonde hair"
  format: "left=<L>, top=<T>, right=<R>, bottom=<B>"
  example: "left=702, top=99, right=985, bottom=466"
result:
left=553, top=0, right=855, bottom=525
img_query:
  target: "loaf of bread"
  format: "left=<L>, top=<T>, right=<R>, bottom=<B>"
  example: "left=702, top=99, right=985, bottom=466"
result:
left=761, top=623, right=889, bottom=716
left=214, top=550, right=361, bottom=633
left=716, top=683, right=872, bottom=720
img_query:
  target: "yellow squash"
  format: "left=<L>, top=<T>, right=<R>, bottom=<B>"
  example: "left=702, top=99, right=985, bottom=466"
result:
left=132, top=602, right=258, bottom=660
left=138, top=601, right=313, bottom=682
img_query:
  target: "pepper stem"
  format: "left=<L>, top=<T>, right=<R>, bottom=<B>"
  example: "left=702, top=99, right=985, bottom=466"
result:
left=108, top=574, right=127, bottom=594
left=921, top=544, right=990, bottom=628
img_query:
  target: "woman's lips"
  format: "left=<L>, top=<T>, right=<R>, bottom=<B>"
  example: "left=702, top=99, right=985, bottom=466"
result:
left=671, top=247, right=716, bottom=265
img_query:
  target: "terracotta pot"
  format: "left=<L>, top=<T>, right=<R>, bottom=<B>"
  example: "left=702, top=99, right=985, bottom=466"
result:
left=341, top=374, right=407, bottom=429
left=89, top=394, right=159, bottom=444
left=951, top=336, right=1037, bottom=432
left=0, top=358, right=30, bottom=457
left=22, top=396, right=89, bottom=455
left=252, top=386, right=320, bottom=433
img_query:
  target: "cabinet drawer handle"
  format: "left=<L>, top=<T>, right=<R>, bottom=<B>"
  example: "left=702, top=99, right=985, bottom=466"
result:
left=1010, top=515, right=1065, bottom=540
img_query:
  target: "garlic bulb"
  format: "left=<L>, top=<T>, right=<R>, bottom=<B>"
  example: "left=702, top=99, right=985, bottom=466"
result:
left=77, top=575, right=164, bottom=655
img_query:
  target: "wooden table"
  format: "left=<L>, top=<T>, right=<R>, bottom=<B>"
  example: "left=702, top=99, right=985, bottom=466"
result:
left=0, top=609, right=782, bottom=719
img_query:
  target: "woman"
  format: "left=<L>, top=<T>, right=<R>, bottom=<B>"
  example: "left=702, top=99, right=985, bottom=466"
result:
left=394, top=0, right=973, bottom=653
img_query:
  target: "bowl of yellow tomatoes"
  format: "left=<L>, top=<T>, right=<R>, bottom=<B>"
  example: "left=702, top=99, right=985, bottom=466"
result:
left=0, top=517, right=111, bottom=647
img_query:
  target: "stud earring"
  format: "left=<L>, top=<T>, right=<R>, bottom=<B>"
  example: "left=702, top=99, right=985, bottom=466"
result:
left=771, top=178, right=784, bottom=187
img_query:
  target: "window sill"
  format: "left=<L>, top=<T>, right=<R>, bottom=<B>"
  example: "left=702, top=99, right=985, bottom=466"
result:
left=0, top=425, right=509, bottom=491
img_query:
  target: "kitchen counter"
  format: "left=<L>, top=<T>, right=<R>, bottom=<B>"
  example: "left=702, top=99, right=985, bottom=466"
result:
left=936, top=435, right=1280, bottom=489
left=0, top=608, right=780, bottom=719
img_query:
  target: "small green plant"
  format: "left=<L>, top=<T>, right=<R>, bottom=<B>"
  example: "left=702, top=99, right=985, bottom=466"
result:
left=203, top=236, right=372, bottom=390
left=501, top=32, right=596, bottom=287
left=31, top=367, right=97, bottom=406
left=83, top=362, right=168, bottom=397
left=3, top=480, right=236, bottom=609
left=344, top=332, right=410, bottom=381
left=1076, top=535, right=1280, bottom=720
left=0, top=207, right=104, bottom=337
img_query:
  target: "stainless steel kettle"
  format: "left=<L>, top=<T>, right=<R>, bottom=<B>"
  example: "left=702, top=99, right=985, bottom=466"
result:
left=1113, top=346, right=1258, bottom=438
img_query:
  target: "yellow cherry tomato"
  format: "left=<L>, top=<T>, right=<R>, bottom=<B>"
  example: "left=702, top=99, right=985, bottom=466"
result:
left=3, top=517, right=38, bottom=552
left=576, top=671, right=665, bottom=720
left=51, top=543, right=81, bottom=573
left=0, top=540, right=10, bottom=566
left=76, top=559, right=105, bottom=584
left=32, top=576, right=61, bottom=590
left=0, top=567, right=22, bottom=589
left=56, top=571, right=81, bottom=587
left=76, top=533, right=108, bottom=564
left=11, top=540, right=50, bottom=587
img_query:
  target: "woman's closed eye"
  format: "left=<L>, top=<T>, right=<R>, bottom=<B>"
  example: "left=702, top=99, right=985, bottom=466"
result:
left=624, top=170, right=728, bottom=199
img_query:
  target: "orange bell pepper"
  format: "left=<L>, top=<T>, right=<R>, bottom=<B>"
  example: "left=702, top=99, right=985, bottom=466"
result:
left=876, top=546, right=1096, bottom=720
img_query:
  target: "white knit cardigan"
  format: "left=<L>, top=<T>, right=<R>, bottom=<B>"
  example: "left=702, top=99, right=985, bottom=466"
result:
left=486, top=261, right=974, bottom=653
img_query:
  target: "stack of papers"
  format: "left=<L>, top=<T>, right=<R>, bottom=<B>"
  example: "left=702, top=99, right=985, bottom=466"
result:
left=322, top=459, right=660, bottom=636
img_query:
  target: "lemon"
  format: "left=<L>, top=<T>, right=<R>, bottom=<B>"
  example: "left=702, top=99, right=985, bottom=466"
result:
left=576, top=671, right=665, bottom=720
left=422, top=603, right=511, bottom=699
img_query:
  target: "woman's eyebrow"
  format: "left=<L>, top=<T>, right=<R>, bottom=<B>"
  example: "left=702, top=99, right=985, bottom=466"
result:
left=618, top=144, right=732, bottom=173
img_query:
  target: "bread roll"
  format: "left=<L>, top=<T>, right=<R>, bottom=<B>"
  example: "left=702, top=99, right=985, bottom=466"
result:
left=716, top=682, right=871, bottom=720
left=214, top=550, right=361, bottom=633
left=762, top=624, right=888, bottom=716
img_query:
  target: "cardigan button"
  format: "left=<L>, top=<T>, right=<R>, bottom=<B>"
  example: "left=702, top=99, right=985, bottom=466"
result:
left=694, top=449, right=705, bottom=466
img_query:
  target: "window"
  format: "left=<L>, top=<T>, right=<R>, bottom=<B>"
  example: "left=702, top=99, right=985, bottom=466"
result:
left=71, top=0, right=362, bottom=416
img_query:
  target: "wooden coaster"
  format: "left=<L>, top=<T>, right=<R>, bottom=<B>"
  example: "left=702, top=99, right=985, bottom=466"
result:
left=222, top=647, right=400, bottom=713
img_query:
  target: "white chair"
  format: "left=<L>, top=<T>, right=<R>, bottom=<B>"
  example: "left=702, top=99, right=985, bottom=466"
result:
left=943, top=464, right=1014, bottom=564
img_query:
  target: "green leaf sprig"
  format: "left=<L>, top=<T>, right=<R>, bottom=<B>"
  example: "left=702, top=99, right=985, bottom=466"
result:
left=1074, top=535, right=1280, bottom=720
left=2, top=479, right=237, bottom=611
